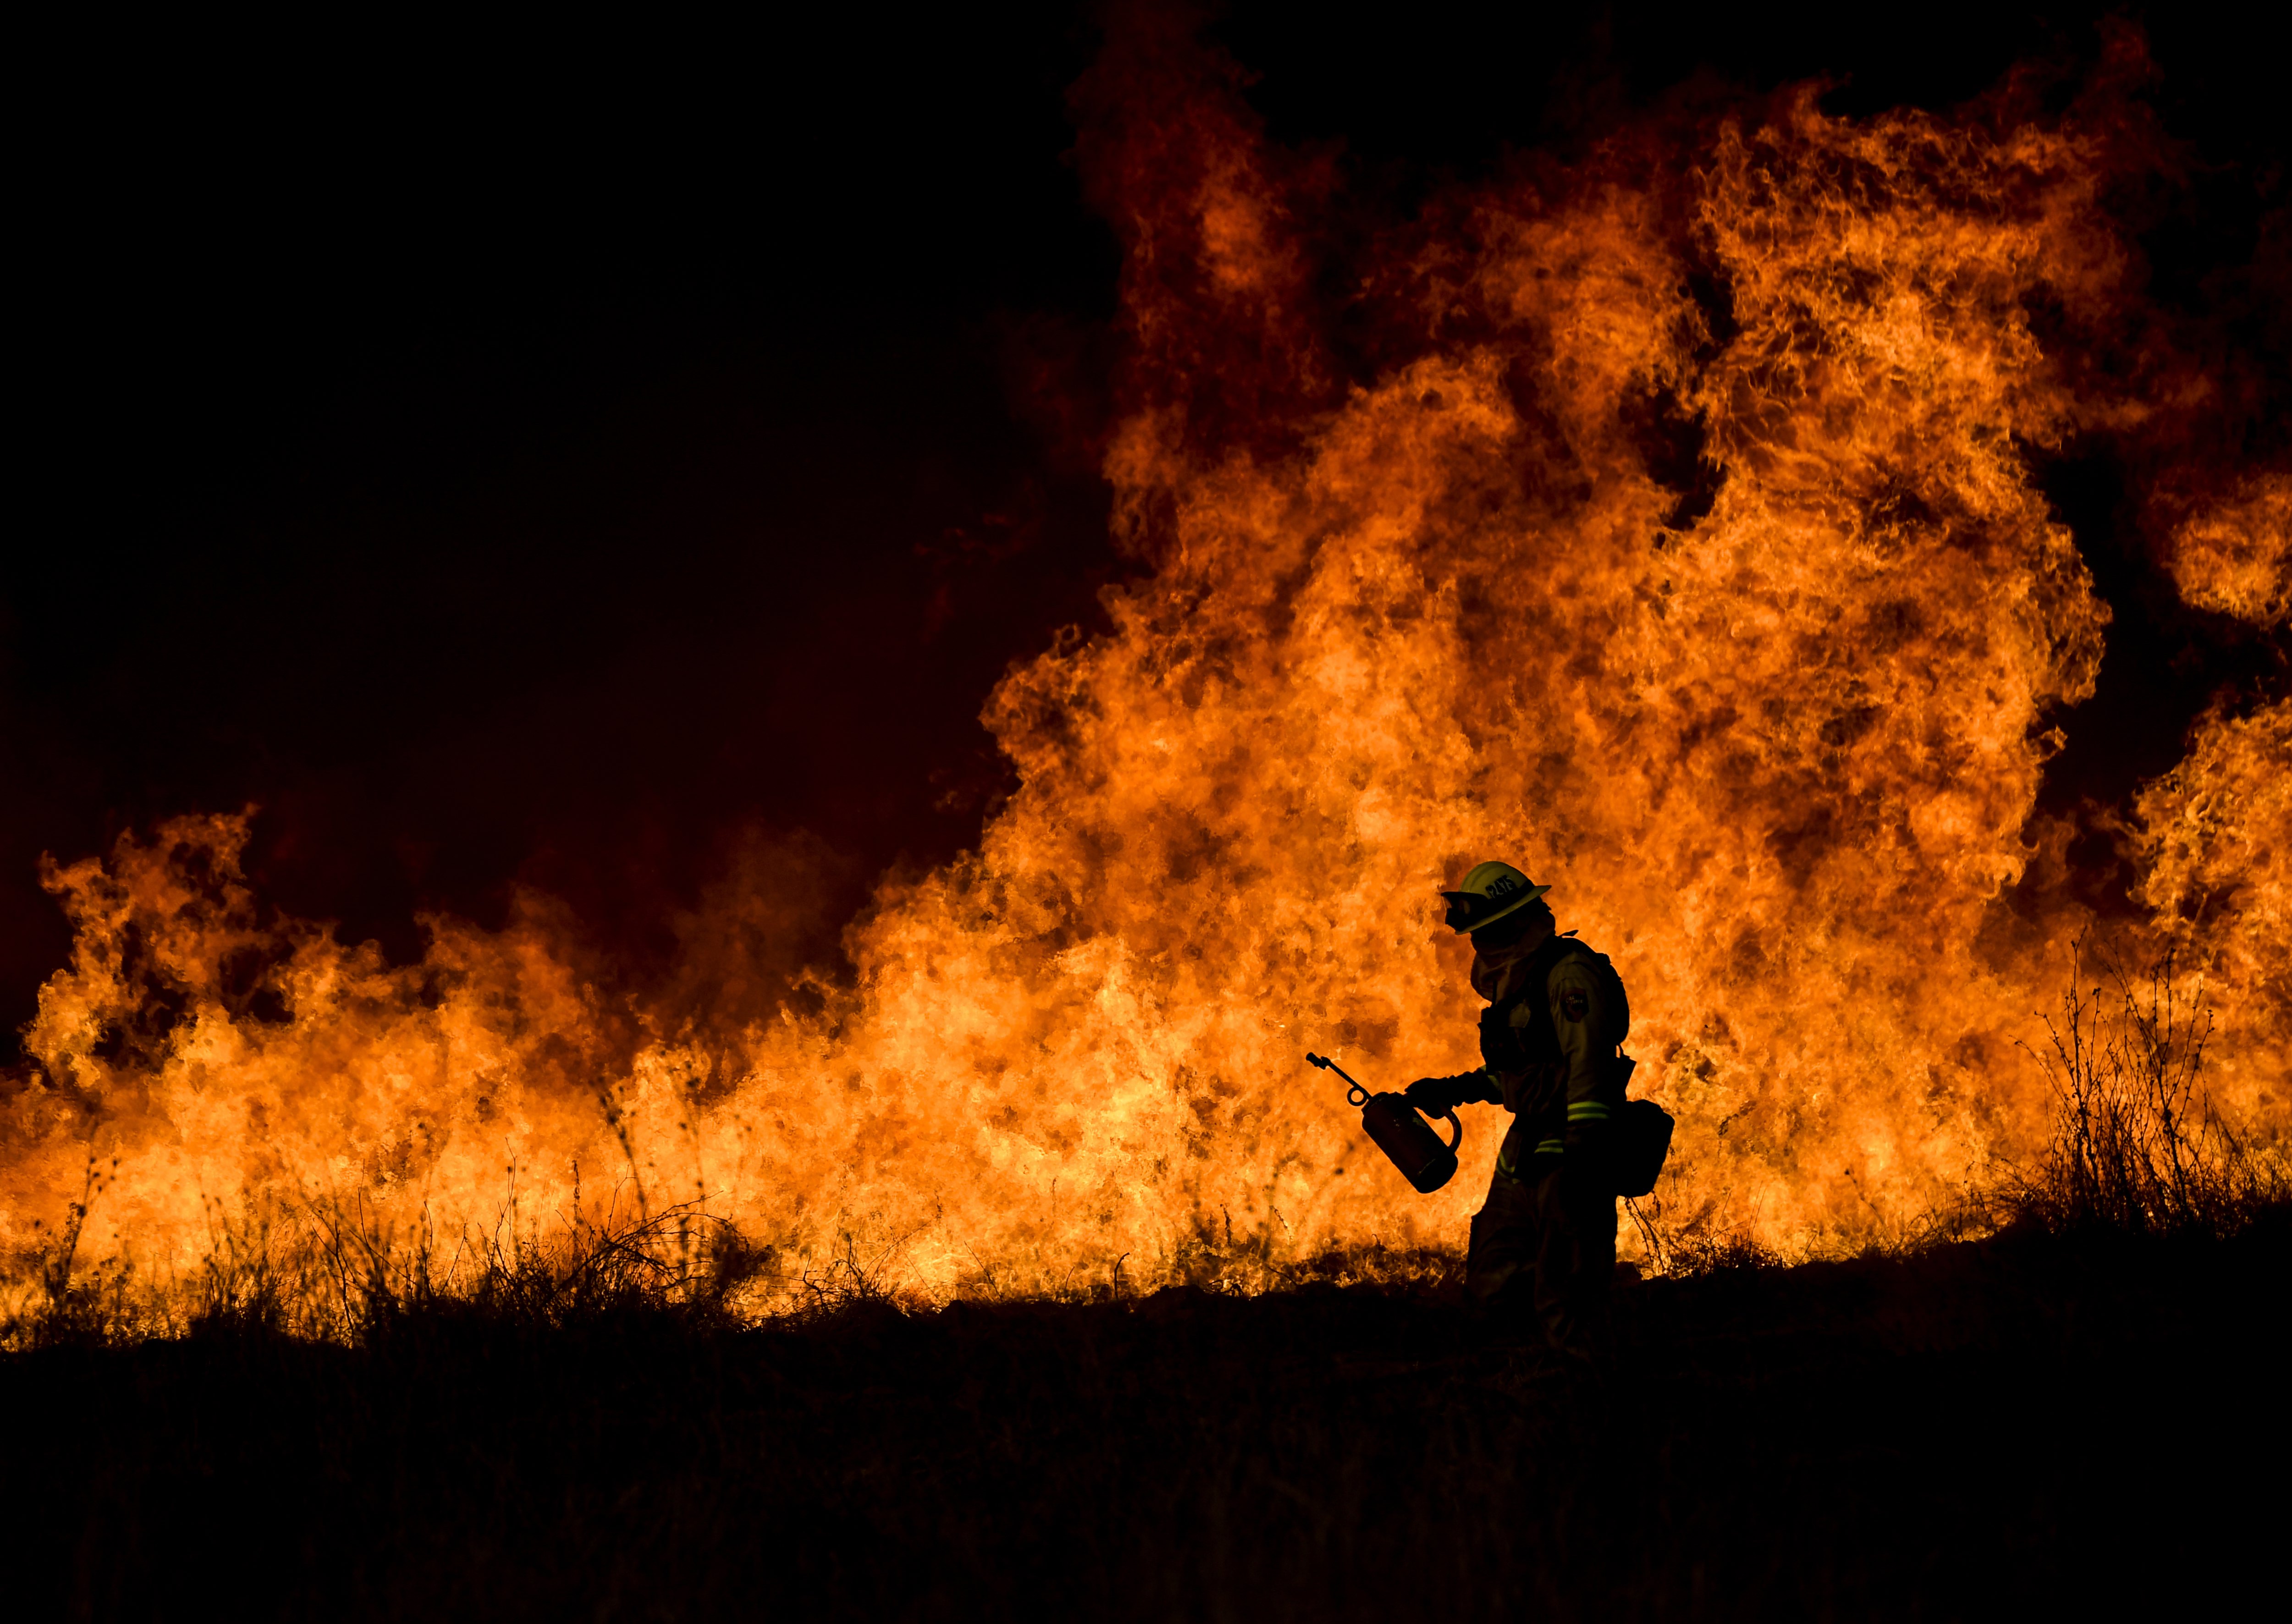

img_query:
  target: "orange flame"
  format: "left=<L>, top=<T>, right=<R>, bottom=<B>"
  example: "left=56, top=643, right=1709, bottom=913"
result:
left=2168, top=475, right=2292, bottom=629
left=6, top=31, right=2286, bottom=1316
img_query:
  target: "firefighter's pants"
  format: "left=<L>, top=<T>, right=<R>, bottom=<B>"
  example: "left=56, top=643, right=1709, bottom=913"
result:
left=1465, top=1156, right=1615, bottom=1365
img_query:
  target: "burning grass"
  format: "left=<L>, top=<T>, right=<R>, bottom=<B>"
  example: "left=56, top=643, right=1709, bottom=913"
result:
left=8, top=947, right=2287, bottom=1617
left=5, top=1163, right=1474, bottom=1351
left=12, top=943, right=2282, bottom=1351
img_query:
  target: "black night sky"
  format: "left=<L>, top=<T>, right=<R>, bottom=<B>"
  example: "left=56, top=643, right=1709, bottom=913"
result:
left=9, top=2, right=2284, bottom=1058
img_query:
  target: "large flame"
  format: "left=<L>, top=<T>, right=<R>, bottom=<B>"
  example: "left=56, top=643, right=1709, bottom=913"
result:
left=6, top=27, right=2286, bottom=1312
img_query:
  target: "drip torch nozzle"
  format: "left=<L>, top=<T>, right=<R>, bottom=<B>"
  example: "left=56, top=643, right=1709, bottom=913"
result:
left=1306, top=1051, right=1370, bottom=1107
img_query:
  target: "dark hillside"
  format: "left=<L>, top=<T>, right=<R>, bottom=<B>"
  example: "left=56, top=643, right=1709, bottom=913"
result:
left=10, top=1218, right=2287, bottom=1621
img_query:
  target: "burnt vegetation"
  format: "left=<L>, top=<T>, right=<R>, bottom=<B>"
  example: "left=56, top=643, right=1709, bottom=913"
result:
left=10, top=952, right=2286, bottom=1620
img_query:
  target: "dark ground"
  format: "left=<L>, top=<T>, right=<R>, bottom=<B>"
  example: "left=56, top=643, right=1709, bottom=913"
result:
left=9, top=1217, right=2287, bottom=1621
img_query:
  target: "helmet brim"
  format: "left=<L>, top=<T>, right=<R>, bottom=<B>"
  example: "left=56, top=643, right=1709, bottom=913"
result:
left=1439, top=882, right=1551, bottom=936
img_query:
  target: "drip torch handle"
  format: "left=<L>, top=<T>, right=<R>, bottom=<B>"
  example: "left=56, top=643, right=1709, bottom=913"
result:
left=1306, top=1051, right=1371, bottom=1107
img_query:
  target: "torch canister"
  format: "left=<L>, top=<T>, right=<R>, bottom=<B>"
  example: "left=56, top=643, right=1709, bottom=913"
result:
left=1307, top=1052, right=1461, bottom=1194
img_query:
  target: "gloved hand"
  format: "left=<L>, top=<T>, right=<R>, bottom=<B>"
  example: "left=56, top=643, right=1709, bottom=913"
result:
left=1405, top=1076, right=1462, bottom=1115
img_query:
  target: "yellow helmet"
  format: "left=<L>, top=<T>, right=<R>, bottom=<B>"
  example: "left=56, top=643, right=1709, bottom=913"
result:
left=1439, top=860, right=1550, bottom=935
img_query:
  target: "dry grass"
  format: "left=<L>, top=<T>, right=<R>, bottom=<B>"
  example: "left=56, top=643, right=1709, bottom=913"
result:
left=7, top=1180, right=772, bottom=1350
left=5, top=1177, right=1466, bottom=1352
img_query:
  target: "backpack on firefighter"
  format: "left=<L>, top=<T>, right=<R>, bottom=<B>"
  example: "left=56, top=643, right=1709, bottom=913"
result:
left=1478, top=925, right=1673, bottom=1199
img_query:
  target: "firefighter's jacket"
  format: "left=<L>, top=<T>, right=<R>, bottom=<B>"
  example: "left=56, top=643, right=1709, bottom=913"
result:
left=1468, top=931, right=1631, bottom=1180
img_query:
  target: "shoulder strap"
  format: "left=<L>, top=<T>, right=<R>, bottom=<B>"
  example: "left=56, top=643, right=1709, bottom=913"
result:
left=1496, top=933, right=1590, bottom=1066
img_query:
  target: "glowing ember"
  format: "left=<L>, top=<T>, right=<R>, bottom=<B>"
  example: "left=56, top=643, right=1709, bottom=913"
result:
left=4, top=29, right=2285, bottom=1320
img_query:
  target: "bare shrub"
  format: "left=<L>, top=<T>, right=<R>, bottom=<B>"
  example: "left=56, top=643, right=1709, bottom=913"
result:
left=2000, top=937, right=2288, bottom=1237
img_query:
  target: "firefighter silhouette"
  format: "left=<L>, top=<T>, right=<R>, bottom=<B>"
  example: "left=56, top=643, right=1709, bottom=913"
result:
left=1408, top=862, right=1634, bottom=1365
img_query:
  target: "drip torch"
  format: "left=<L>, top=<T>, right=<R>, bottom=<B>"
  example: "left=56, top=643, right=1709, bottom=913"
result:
left=1307, top=1052, right=1460, bottom=1194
